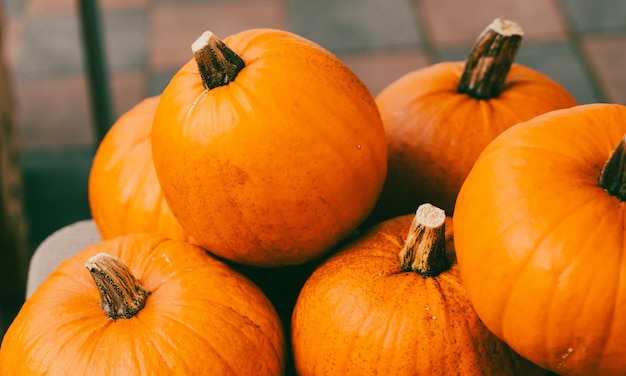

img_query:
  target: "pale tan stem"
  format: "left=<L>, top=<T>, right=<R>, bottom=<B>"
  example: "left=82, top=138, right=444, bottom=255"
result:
left=457, top=18, right=524, bottom=99
left=398, top=203, right=450, bottom=277
left=85, top=253, right=150, bottom=320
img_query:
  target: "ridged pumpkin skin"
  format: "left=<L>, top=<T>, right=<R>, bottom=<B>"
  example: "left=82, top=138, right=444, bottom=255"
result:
left=151, top=28, right=387, bottom=267
left=370, top=60, right=577, bottom=221
left=291, top=214, right=546, bottom=375
left=88, top=96, right=191, bottom=242
left=0, top=233, right=286, bottom=375
left=454, top=103, right=626, bottom=375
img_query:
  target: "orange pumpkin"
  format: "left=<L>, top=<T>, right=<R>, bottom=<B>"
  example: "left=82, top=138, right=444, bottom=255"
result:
left=151, top=29, right=387, bottom=267
left=291, top=204, right=546, bottom=375
left=88, top=96, right=192, bottom=242
left=367, top=18, right=577, bottom=223
left=454, top=103, right=626, bottom=375
left=0, top=233, right=285, bottom=375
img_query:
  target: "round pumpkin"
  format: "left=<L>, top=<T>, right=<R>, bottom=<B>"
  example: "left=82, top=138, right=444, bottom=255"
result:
left=151, top=29, right=387, bottom=267
left=291, top=204, right=546, bottom=375
left=454, top=103, right=626, bottom=375
left=0, top=233, right=286, bottom=375
left=367, top=18, right=577, bottom=223
left=88, top=96, right=192, bottom=242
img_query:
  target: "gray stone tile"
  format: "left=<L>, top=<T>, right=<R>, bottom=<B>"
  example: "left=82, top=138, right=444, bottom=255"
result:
left=560, top=0, right=626, bottom=32
left=436, top=41, right=602, bottom=104
left=421, top=0, right=567, bottom=48
left=110, top=71, right=147, bottom=118
left=583, top=35, right=626, bottom=104
left=2, top=0, right=26, bottom=16
left=148, top=68, right=177, bottom=96
left=102, top=9, right=148, bottom=71
left=16, top=75, right=95, bottom=149
left=287, top=0, right=421, bottom=53
left=17, top=14, right=84, bottom=78
left=515, top=41, right=603, bottom=104
left=16, top=9, right=146, bottom=79
left=339, top=49, right=430, bottom=96
left=432, top=48, right=470, bottom=63
left=149, top=0, right=286, bottom=70
left=155, top=0, right=239, bottom=3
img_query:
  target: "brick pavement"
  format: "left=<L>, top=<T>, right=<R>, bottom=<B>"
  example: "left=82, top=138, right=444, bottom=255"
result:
left=0, top=0, right=625, bottom=270
left=4, top=0, right=626, bottom=150
left=0, top=0, right=625, bottom=259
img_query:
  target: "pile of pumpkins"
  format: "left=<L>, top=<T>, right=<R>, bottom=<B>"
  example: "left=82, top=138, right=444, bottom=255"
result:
left=2, top=18, right=625, bottom=376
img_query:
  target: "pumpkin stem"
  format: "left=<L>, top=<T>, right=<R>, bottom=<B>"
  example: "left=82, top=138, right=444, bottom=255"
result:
left=457, top=18, right=523, bottom=99
left=599, top=135, right=626, bottom=200
left=85, top=253, right=150, bottom=320
left=398, top=203, right=450, bottom=277
left=192, top=31, right=245, bottom=90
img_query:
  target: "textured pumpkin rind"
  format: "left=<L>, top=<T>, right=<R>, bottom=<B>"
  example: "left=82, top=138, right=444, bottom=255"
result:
left=151, top=28, right=388, bottom=267
left=88, top=96, right=191, bottom=242
left=368, top=61, right=578, bottom=223
left=0, top=234, right=286, bottom=375
left=454, top=103, right=626, bottom=376
left=291, top=215, right=547, bottom=376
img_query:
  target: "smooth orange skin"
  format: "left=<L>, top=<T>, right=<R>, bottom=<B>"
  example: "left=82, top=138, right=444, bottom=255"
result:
left=0, top=233, right=286, bottom=375
left=291, top=215, right=547, bottom=376
left=454, top=103, right=626, bottom=376
left=152, top=28, right=387, bottom=267
left=88, top=96, right=192, bottom=242
left=368, top=61, right=578, bottom=224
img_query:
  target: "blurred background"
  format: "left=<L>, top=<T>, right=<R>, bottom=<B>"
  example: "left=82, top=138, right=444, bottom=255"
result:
left=1, top=0, right=625, bottom=339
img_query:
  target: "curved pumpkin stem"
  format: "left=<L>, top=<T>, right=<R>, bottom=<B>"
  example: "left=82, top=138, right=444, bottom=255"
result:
left=457, top=18, right=523, bottom=99
left=599, top=135, right=626, bottom=200
left=85, top=253, right=150, bottom=320
left=398, top=203, right=450, bottom=277
left=192, top=31, right=245, bottom=90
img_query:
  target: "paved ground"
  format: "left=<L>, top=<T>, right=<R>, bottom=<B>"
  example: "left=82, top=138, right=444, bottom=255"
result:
left=4, top=0, right=626, bottom=250
left=6, top=0, right=626, bottom=149
left=2, top=0, right=626, bottom=346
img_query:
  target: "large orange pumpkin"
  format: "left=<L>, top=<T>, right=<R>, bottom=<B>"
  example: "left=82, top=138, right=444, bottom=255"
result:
left=151, top=29, right=387, bottom=267
left=367, top=18, right=577, bottom=223
left=88, top=96, right=191, bottom=242
left=0, top=233, right=285, bottom=375
left=291, top=204, right=546, bottom=375
left=454, top=103, right=626, bottom=375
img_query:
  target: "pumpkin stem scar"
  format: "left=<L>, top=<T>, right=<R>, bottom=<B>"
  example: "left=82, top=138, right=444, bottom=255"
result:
left=599, top=135, right=626, bottom=200
left=457, top=18, right=523, bottom=100
left=398, top=203, right=450, bottom=277
left=192, top=31, right=245, bottom=90
left=85, top=253, right=150, bottom=320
